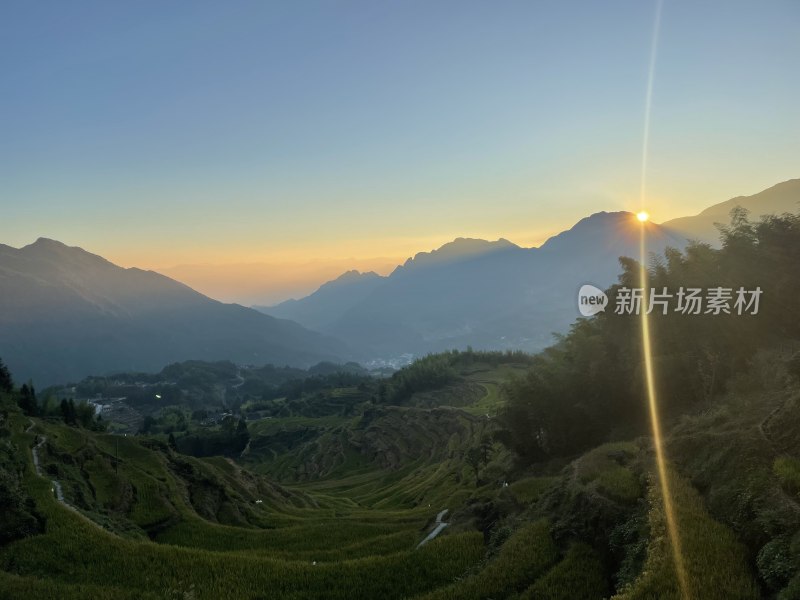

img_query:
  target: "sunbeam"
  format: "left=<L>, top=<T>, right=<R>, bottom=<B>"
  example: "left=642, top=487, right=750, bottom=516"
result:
left=639, top=224, right=691, bottom=598
left=637, top=0, right=691, bottom=597
left=640, top=0, right=663, bottom=214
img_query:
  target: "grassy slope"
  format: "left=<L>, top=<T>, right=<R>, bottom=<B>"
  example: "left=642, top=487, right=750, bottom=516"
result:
left=0, top=362, right=516, bottom=598
left=2, top=414, right=485, bottom=599
left=613, top=467, right=759, bottom=600
left=0, top=357, right=781, bottom=599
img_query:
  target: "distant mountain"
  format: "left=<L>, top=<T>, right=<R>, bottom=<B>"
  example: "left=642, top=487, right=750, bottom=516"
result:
left=258, top=270, right=386, bottom=333
left=0, top=239, right=347, bottom=386
left=258, top=180, right=799, bottom=361
left=662, top=179, right=800, bottom=244
left=257, top=213, right=686, bottom=358
left=393, top=237, right=520, bottom=272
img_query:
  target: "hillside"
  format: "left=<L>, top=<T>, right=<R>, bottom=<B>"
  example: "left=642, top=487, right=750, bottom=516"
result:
left=0, top=341, right=781, bottom=599
left=662, top=178, right=800, bottom=244
left=0, top=353, right=528, bottom=599
left=0, top=239, right=347, bottom=386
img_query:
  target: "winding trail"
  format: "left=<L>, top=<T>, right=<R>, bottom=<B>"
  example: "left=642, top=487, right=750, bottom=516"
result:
left=27, top=419, right=108, bottom=531
left=232, top=371, right=245, bottom=389
left=417, top=509, right=449, bottom=548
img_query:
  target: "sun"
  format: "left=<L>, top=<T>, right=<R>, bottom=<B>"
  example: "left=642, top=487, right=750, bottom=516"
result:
left=636, top=211, right=650, bottom=222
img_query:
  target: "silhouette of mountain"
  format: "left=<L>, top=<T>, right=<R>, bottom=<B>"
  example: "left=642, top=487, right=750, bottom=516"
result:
left=258, top=270, right=386, bottom=333
left=259, top=180, right=799, bottom=360
left=0, top=239, right=347, bottom=386
left=258, top=212, right=685, bottom=358
left=662, top=179, right=800, bottom=244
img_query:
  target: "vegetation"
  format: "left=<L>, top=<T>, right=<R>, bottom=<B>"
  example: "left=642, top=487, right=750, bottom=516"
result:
left=2, top=210, right=799, bottom=597
left=498, top=210, right=800, bottom=462
left=613, top=468, right=759, bottom=599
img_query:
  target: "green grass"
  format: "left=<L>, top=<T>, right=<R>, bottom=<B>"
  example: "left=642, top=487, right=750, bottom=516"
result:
left=613, top=468, right=760, bottom=600
left=575, top=441, right=643, bottom=504
left=509, top=476, right=558, bottom=505
left=2, top=410, right=494, bottom=599
left=412, top=520, right=560, bottom=599
left=461, top=365, right=530, bottom=416
left=0, top=571, right=162, bottom=600
left=154, top=514, right=425, bottom=558
left=517, top=542, right=609, bottom=600
left=773, top=456, right=800, bottom=496
left=1, top=469, right=484, bottom=600
left=5, top=361, right=782, bottom=600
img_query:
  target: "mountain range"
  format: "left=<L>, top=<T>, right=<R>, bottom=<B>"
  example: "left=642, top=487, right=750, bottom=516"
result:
left=2, top=179, right=797, bottom=385
left=0, top=239, right=346, bottom=386
left=260, top=179, right=800, bottom=360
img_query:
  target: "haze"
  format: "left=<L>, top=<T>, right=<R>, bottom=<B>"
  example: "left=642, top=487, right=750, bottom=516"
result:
left=2, top=1, right=798, bottom=304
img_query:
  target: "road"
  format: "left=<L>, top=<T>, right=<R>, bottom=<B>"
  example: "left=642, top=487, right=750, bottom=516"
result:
left=417, top=509, right=449, bottom=548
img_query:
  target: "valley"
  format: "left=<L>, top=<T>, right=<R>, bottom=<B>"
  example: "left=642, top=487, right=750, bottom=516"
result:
left=2, top=341, right=796, bottom=599
left=3, top=3, right=798, bottom=597
left=5, top=209, right=800, bottom=598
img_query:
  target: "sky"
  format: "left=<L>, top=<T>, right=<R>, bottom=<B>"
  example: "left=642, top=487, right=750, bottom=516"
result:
left=2, top=1, right=798, bottom=304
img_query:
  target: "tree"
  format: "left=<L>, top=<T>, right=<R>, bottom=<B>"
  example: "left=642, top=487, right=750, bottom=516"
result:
left=0, top=358, right=13, bottom=394
left=478, top=435, right=493, bottom=464
left=140, top=415, right=157, bottom=434
left=497, top=209, right=800, bottom=468
left=466, top=448, right=485, bottom=486
left=60, top=399, right=77, bottom=425
left=18, top=384, right=38, bottom=416
left=74, top=401, right=96, bottom=428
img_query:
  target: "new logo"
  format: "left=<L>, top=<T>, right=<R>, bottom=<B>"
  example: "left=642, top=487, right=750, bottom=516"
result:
left=578, top=284, right=608, bottom=317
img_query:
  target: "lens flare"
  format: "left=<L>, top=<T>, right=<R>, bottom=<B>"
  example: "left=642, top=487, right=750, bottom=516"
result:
left=639, top=226, right=690, bottom=598
left=638, top=0, right=690, bottom=596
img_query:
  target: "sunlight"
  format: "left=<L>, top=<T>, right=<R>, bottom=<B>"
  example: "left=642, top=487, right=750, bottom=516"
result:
left=636, top=0, right=690, bottom=596
left=639, top=226, right=690, bottom=598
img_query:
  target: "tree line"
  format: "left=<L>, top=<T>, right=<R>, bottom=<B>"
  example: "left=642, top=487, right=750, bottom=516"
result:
left=0, top=360, right=104, bottom=430
left=497, top=209, right=800, bottom=463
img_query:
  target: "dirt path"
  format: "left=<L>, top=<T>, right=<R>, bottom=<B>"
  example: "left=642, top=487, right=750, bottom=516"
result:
left=417, top=509, right=449, bottom=548
left=27, top=420, right=109, bottom=531
left=232, top=371, right=245, bottom=389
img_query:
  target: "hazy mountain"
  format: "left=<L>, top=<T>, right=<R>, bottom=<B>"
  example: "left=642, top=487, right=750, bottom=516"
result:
left=257, top=180, right=799, bottom=360
left=662, top=179, right=800, bottom=244
left=258, top=270, right=386, bottom=333
left=0, top=239, right=347, bottom=386
left=393, top=237, right=520, bottom=272
left=258, top=213, right=686, bottom=358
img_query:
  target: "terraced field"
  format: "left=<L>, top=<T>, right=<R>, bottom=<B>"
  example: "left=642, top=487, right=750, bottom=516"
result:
left=0, top=357, right=769, bottom=599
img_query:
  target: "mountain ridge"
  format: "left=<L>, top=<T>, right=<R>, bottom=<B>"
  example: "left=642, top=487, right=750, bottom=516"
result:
left=258, top=180, right=799, bottom=360
left=661, top=178, right=800, bottom=244
left=0, top=242, right=349, bottom=386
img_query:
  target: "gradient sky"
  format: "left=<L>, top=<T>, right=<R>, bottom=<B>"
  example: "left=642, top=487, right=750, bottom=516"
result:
left=2, top=1, right=798, bottom=304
